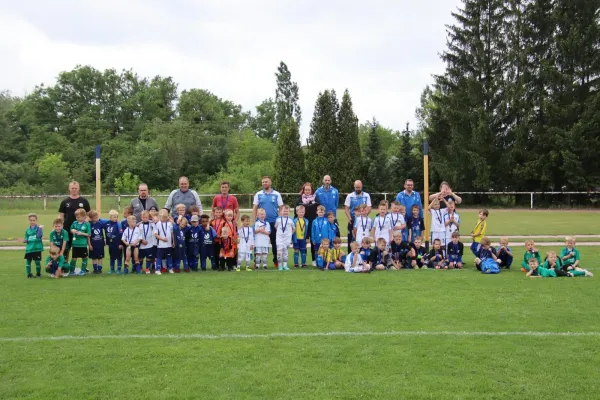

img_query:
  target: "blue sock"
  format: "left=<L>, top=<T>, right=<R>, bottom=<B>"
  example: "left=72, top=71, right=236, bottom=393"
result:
left=301, top=250, right=307, bottom=265
left=146, top=260, right=152, bottom=271
left=110, top=259, right=115, bottom=271
left=294, top=251, right=299, bottom=265
left=98, top=264, right=102, bottom=272
left=167, top=258, right=173, bottom=270
left=93, top=263, right=98, bottom=272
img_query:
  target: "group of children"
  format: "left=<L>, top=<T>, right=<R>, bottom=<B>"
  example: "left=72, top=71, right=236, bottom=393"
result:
left=19, top=197, right=594, bottom=278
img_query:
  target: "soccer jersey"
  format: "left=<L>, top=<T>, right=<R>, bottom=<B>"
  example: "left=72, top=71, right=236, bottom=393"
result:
left=104, top=221, right=122, bottom=247
left=329, top=248, right=343, bottom=263
left=70, top=221, right=91, bottom=248
left=447, top=241, right=464, bottom=259
left=211, top=218, right=225, bottom=242
left=344, top=252, right=366, bottom=272
left=323, top=221, right=340, bottom=243
left=90, top=221, right=106, bottom=247
left=238, top=226, right=254, bottom=253
left=294, top=217, right=307, bottom=240
left=388, top=213, right=405, bottom=232
left=344, top=192, right=372, bottom=220
left=472, top=220, right=487, bottom=242
left=45, top=255, right=67, bottom=271
left=155, top=221, right=173, bottom=249
left=122, top=226, right=141, bottom=246
left=354, top=216, right=372, bottom=244
left=253, top=189, right=284, bottom=223
left=407, top=216, right=425, bottom=241
left=373, top=214, right=393, bottom=243
left=24, top=226, right=44, bottom=253
left=138, top=222, right=155, bottom=250
left=523, top=250, right=542, bottom=265
left=254, top=219, right=271, bottom=248
left=390, top=240, right=410, bottom=261
left=49, top=229, right=69, bottom=250
left=560, top=247, right=580, bottom=265
left=201, top=226, right=217, bottom=245
left=275, top=216, right=294, bottom=247
left=444, top=211, right=460, bottom=234
left=311, top=216, right=327, bottom=244
left=430, top=209, right=446, bottom=233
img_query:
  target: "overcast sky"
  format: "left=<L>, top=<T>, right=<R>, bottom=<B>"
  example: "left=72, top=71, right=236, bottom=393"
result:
left=0, top=0, right=461, bottom=137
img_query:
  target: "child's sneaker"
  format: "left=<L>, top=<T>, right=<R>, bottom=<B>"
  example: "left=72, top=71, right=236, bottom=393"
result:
left=184, top=268, right=190, bottom=273
left=585, top=270, right=594, bottom=277
left=161, top=267, right=167, bottom=274
left=174, top=269, right=181, bottom=274
left=124, top=267, right=129, bottom=275
left=246, top=266, right=253, bottom=272
left=155, top=270, right=162, bottom=275
left=274, top=262, right=279, bottom=269
left=262, top=265, right=268, bottom=270
left=78, top=270, right=86, bottom=276
left=301, top=264, right=307, bottom=268
left=235, top=266, right=240, bottom=272
left=278, top=265, right=283, bottom=271
left=293, top=264, right=299, bottom=268
left=312, top=261, right=317, bottom=267
left=116, top=269, right=122, bottom=275
left=145, top=269, right=151, bottom=275
left=27, top=273, right=34, bottom=279
left=108, top=269, right=114, bottom=275
left=282, top=265, right=290, bottom=271
left=36, top=272, right=41, bottom=278
left=168, top=269, right=174, bottom=274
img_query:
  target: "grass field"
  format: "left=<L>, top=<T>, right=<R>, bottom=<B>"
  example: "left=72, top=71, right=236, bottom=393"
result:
left=1, top=243, right=600, bottom=399
left=1, top=209, right=599, bottom=240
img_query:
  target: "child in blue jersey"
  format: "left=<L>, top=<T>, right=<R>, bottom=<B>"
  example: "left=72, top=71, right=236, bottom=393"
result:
left=426, top=238, right=447, bottom=269
left=359, top=237, right=372, bottom=263
left=199, top=214, right=218, bottom=271
left=311, top=205, right=327, bottom=255
left=186, top=215, right=202, bottom=271
left=104, top=209, right=123, bottom=274
left=407, top=205, right=425, bottom=243
left=88, top=210, right=107, bottom=274
left=496, top=237, right=513, bottom=269
left=138, top=210, right=156, bottom=274
left=409, top=236, right=427, bottom=269
left=446, top=231, right=464, bottom=269
left=369, top=238, right=391, bottom=271
left=323, top=212, right=340, bottom=247
left=473, top=237, right=500, bottom=271
left=293, top=205, right=308, bottom=268
left=390, top=231, right=410, bottom=269
left=172, top=218, right=190, bottom=273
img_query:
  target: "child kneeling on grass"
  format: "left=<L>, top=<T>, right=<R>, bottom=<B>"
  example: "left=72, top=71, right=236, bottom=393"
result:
left=45, top=246, right=68, bottom=278
left=344, top=241, right=370, bottom=273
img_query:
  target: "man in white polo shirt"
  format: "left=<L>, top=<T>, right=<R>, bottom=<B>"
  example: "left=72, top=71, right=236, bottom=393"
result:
left=344, top=180, right=372, bottom=252
left=251, top=176, right=284, bottom=268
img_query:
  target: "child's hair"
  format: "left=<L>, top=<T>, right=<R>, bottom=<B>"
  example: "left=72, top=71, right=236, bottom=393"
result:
left=27, top=212, right=38, bottom=219
left=108, top=209, right=119, bottom=218
left=74, top=208, right=87, bottom=218
left=414, top=236, right=423, bottom=242
left=398, top=205, right=406, bottom=213
left=546, top=250, right=557, bottom=258
left=158, top=209, right=169, bottom=219
left=295, top=205, right=305, bottom=212
left=392, top=231, right=402, bottom=238
left=179, top=218, right=188, bottom=226
left=189, top=205, right=200, bottom=214
left=322, top=238, right=330, bottom=245
left=316, top=205, right=325, bottom=212
left=350, top=241, right=360, bottom=250
left=411, top=204, right=420, bottom=211
left=241, top=215, right=250, bottom=222
left=88, top=210, right=99, bottom=219
left=481, top=237, right=491, bottom=246
left=175, top=203, right=186, bottom=211
left=221, top=226, right=230, bottom=235
left=376, top=237, right=387, bottom=246
left=499, top=236, right=508, bottom=244
left=479, top=209, right=489, bottom=217
left=141, top=210, right=150, bottom=218
left=200, top=214, right=210, bottom=222
left=433, top=238, right=441, bottom=244
left=281, top=204, right=290, bottom=211
left=49, top=246, right=59, bottom=256
left=256, top=208, right=265, bottom=215
left=451, top=231, right=460, bottom=238
left=326, top=211, right=335, bottom=217
left=213, top=206, right=223, bottom=214
left=127, top=215, right=137, bottom=222
left=357, top=204, right=368, bottom=211
left=528, top=257, right=539, bottom=265
left=379, top=200, right=388, bottom=207
left=525, top=239, right=535, bottom=246
left=52, top=218, right=63, bottom=226
left=361, top=237, right=371, bottom=246
left=565, top=236, right=576, bottom=243
left=391, top=200, right=401, bottom=207
left=333, top=237, right=342, bottom=245
left=123, top=206, right=133, bottom=215
left=224, top=209, right=234, bottom=218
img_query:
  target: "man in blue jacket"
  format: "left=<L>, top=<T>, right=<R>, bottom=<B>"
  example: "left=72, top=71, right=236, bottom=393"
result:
left=315, top=175, right=339, bottom=218
left=396, top=179, right=423, bottom=219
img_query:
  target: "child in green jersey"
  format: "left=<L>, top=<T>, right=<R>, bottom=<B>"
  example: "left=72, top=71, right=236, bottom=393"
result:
left=17, top=213, right=44, bottom=278
left=69, top=208, right=91, bottom=276
left=49, top=218, right=69, bottom=257
left=520, top=240, right=542, bottom=272
left=45, top=246, right=68, bottom=278
left=560, top=236, right=581, bottom=269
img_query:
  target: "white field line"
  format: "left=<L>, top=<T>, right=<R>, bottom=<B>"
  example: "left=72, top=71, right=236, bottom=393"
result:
left=1, top=330, right=600, bottom=343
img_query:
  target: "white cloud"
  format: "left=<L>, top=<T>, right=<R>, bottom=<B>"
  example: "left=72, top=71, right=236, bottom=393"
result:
left=0, top=0, right=461, bottom=136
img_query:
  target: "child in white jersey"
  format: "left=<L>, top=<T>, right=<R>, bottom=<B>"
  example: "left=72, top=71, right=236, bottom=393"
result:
left=275, top=204, right=295, bottom=271
left=121, top=215, right=141, bottom=274
left=237, top=215, right=254, bottom=272
left=428, top=195, right=449, bottom=255
left=353, top=204, right=372, bottom=245
left=154, top=210, right=174, bottom=275
left=253, top=208, right=271, bottom=270
left=444, top=200, right=460, bottom=249
left=389, top=201, right=407, bottom=241
left=371, top=200, right=393, bottom=247
left=138, top=210, right=156, bottom=274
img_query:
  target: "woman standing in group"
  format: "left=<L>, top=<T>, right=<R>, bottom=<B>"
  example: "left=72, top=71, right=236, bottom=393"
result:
left=295, top=183, right=320, bottom=266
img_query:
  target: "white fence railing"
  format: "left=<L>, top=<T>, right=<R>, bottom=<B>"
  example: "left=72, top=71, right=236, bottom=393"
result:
left=0, top=191, right=598, bottom=211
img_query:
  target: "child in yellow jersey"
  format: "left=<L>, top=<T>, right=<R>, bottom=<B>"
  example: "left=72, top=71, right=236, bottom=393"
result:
left=470, top=209, right=489, bottom=255
left=293, top=205, right=308, bottom=268
left=328, top=237, right=346, bottom=270
left=317, top=238, right=331, bottom=270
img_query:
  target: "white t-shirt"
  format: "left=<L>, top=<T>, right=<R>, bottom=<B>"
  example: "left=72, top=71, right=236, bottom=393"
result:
left=388, top=213, right=406, bottom=231
left=154, top=221, right=174, bottom=248
left=444, top=211, right=460, bottom=234
left=138, top=222, right=155, bottom=249
left=372, top=214, right=393, bottom=242
left=344, top=252, right=366, bottom=272
left=254, top=220, right=271, bottom=248
left=238, top=226, right=254, bottom=253
left=354, top=216, right=373, bottom=244
left=122, top=226, right=141, bottom=246
left=275, top=216, right=295, bottom=247
left=430, top=209, right=447, bottom=233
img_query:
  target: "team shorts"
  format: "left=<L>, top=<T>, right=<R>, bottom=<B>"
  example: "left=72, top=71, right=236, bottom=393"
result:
left=156, top=247, right=172, bottom=260
left=238, top=252, right=252, bottom=262
left=448, top=256, right=463, bottom=264
left=326, top=262, right=336, bottom=270
left=254, top=246, right=269, bottom=254
left=90, top=246, right=105, bottom=260
left=71, top=247, right=88, bottom=259
left=139, top=247, right=156, bottom=260
left=24, top=251, right=42, bottom=261
left=294, top=239, right=307, bottom=251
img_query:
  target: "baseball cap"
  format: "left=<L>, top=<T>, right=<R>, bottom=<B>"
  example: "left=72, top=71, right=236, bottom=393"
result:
left=149, top=206, right=158, bottom=211
left=190, top=215, right=199, bottom=222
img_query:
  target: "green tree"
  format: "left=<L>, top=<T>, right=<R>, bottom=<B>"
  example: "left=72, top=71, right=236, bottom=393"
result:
left=251, top=98, right=277, bottom=140
left=362, top=119, right=387, bottom=192
left=389, top=123, right=417, bottom=190
left=336, top=89, right=361, bottom=192
left=114, top=172, right=142, bottom=194
left=306, top=90, right=339, bottom=185
left=275, top=62, right=302, bottom=138
left=37, top=153, right=70, bottom=194
left=273, top=119, right=305, bottom=193
left=177, top=89, right=247, bottom=135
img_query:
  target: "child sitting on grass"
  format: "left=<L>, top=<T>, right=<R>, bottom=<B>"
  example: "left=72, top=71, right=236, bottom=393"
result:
left=560, top=236, right=581, bottom=270
left=426, top=238, right=447, bottom=269
left=496, top=237, right=513, bottom=269
left=317, top=238, right=331, bottom=270
left=344, top=241, right=370, bottom=273
left=542, top=251, right=572, bottom=277
left=390, top=231, right=410, bottom=270
left=369, top=238, right=391, bottom=271
left=329, top=237, right=346, bottom=270
left=446, top=231, right=464, bottom=269
left=408, top=236, right=427, bottom=269
left=473, top=237, right=500, bottom=271
left=520, top=240, right=541, bottom=272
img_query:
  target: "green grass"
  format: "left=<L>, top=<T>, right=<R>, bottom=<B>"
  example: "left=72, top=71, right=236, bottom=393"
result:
left=1, top=209, right=599, bottom=240
left=1, top=247, right=600, bottom=399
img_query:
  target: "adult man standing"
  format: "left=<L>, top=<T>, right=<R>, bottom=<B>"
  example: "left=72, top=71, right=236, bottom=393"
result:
left=314, top=175, right=340, bottom=218
left=58, top=181, right=91, bottom=262
left=251, top=176, right=283, bottom=267
left=164, top=176, right=203, bottom=217
left=130, top=183, right=159, bottom=222
left=396, top=179, right=423, bottom=218
left=211, top=181, right=239, bottom=221
left=344, top=180, right=371, bottom=252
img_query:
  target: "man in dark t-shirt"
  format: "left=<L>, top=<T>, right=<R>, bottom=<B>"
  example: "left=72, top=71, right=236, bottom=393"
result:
left=58, top=181, right=91, bottom=261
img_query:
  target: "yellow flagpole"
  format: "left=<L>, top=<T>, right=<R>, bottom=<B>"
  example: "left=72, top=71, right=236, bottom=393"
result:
left=423, top=140, right=430, bottom=250
left=95, top=145, right=101, bottom=214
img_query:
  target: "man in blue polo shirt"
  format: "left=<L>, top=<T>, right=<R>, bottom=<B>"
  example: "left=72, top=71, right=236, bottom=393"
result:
left=251, top=176, right=284, bottom=267
left=344, top=180, right=372, bottom=252
left=315, top=175, right=339, bottom=218
left=396, top=179, right=423, bottom=218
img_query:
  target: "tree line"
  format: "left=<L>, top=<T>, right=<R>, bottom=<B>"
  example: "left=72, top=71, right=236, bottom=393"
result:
left=0, top=0, right=597, bottom=197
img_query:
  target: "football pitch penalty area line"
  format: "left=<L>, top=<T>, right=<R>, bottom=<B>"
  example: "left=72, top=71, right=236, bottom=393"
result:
left=1, top=330, right=600, bottom=343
